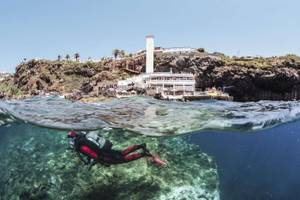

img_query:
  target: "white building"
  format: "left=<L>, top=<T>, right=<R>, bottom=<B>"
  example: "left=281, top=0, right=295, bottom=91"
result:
left=117, top=36, right=196, bottom=97
left=146, top=35, right=154, bottom=73
left=160, top=47, right=197, bottom=54
left=145, top=72, right=195, bottom=95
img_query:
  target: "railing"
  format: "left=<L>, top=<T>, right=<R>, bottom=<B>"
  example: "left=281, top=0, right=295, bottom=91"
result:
left=148, top=72, right=194, bottom=77
left=148, top=80, right=195, bottom=84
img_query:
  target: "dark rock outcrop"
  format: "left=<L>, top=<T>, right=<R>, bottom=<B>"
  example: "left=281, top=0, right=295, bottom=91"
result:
left=0, top=92, right=5, bottom=99
left=154, top=54, right=300, bottom=101
left=4, top=59, right=131, bottom=101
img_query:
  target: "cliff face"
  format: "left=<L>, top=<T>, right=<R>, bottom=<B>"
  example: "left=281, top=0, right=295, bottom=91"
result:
left=1, top=59, right=132, bottom=100
left=1, top=52, right=300, bottom=101
left=154, top=53, right=300, bottom=101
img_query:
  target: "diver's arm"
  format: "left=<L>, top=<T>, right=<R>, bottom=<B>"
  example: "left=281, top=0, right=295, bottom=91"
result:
left=102, top=139, right=113, bottom=151
left=76, top=151, right=90, bottom=165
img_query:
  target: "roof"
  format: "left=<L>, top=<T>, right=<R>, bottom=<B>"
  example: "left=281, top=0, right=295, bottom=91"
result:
left=148, top=72, right=194, bottom=78
left=146, top=35, right=154, bottom=38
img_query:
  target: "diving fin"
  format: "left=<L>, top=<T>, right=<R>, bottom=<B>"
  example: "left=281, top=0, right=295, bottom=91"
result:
left=148, top=155, right=167, bottom=167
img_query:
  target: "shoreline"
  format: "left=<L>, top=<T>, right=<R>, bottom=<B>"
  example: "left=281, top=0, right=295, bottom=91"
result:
left=1, top=52, right=300, bottom=102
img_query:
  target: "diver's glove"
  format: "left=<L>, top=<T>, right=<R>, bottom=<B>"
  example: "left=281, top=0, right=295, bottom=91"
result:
left=88, top=159, right=97, bottom=170
left=90, top=159, right=97, bottom=166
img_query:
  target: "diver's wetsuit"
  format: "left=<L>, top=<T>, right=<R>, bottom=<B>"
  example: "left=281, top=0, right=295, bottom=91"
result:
left=73, top=132, right=148, bottom=165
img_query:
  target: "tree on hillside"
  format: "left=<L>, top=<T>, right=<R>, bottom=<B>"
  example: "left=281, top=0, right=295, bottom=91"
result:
left=74, top=53, right=80, bottom=62
left=119, top=50, right=125, bottom=58
left=65, top=54, right=70, bottom=61
left=197, top=48, right=205, bottom=53
left=113, top=49, right=120, bottom=59
left=57, top=55, right=62, bottom=61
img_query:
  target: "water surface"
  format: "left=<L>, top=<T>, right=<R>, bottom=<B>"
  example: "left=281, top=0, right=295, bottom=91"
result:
left=1, top=96, right=300, bottom=199
left=1, top=96, right=300, bottom=135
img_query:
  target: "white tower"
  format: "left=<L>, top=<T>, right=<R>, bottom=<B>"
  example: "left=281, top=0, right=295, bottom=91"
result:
left=146, top=35, right=154, bottom=73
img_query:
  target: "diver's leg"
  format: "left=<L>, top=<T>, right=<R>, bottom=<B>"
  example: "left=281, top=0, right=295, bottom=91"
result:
left=102, top=150, right=130, bottom=164
left=105, top=149, right=146, bottom=164
left=123, top=153, right=145, bottom=162
left=121, top=144, right=147, bottom=155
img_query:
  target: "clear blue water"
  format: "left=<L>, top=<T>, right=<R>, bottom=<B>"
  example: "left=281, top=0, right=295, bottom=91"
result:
left=1, top=96, right=300, bottom=199
left=189, top=122, right=300, bottom=200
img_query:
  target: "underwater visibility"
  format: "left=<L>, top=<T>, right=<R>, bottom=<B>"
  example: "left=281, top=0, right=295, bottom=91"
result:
left=1, top=96, right=300, bottom=199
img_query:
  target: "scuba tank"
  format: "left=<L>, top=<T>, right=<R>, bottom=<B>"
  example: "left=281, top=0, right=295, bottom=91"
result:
left=81, top=131, right=112, bottom=150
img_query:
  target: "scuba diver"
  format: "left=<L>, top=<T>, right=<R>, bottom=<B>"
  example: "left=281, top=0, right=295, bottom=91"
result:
left=67, top=131, right=167, bottom=167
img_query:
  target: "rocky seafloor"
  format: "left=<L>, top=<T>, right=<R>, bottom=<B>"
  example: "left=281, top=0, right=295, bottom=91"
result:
left=0, top=123, right=219, bottom=200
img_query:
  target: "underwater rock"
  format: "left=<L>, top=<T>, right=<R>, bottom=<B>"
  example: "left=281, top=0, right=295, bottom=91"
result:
left=0, top=124, right=220, bottom=200
left=155, top=108, right=168, bottom=116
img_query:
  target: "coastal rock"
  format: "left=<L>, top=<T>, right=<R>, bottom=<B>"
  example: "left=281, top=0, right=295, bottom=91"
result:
left=40, top=74, right=52, bottom=85
left=81, top=82, right=93, bottom=94
left=64, top=66, right=95, bottom=77
left=0, top=92, right=5, bottom=99
left=65, top=90, right=83, bottom=101
left=255, top=68, right=299, bottom=92
left=2, top=53, right=300, bottom=101
left=0, top=59, right=130, bottom=100
left=154, top=54, right=300, bottom=101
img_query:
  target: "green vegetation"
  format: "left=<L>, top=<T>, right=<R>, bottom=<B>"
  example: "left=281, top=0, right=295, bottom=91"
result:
left=112, top=49, right=126, bottom=59
left=283, top=54, right=300, bottom=62
left=74, top=53, right=80, bottom=62
left=221, top=54, right=300, bottom=69
left=197, top=48, right=205, bottom=53
left=112, top=49, right=119, bottom=59
left=0, top=79, right=23, bottom=97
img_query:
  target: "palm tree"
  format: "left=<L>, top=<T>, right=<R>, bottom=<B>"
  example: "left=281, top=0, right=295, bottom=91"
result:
left=65, top=54, right=70, bottom=61
left=112, top=49, right=120, bottom=59
left=74, top=53, right=80, bottom=62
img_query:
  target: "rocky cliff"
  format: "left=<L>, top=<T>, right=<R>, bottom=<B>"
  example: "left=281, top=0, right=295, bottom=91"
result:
left=1, top=52, right=300, bottom=101
left=0, top=59, right=132, bottom=101
left=154, top=53, right=300, bottom=101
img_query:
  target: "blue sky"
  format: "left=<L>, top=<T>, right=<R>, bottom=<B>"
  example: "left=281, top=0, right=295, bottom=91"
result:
left=0, top=0, right=299, bottom=72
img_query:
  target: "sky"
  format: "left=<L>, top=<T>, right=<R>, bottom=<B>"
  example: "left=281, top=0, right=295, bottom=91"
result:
left=0, top=0, right=299, bottom=72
